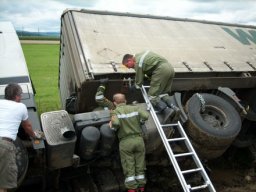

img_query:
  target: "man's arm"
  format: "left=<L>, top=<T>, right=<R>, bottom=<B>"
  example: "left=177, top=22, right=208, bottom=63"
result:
left=111, top=114, right=120, bottom=127
left=21, top=119, right=36, bottom=138
left=139, top=108, right=149, bottom=122
left=95, top=85, right=115, bottom=110
left=135, top=65, right=144, bottom=87
left=110, top=110, right=120, bottom=129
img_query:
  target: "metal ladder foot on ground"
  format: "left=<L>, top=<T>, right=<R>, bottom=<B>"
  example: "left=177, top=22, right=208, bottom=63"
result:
left=141, top=85, right=216, bottom=192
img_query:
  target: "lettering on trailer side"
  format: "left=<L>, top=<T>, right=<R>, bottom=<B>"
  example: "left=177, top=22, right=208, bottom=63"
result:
left=222, top=27, right=256, bottom=45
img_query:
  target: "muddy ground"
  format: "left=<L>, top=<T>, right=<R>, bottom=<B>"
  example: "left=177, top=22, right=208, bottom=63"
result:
left=202, top=147, right=256, bottom=192
left=212, top=168, right=256, bottom=192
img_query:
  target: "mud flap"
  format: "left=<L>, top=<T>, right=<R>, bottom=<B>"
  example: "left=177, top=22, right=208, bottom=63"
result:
left=216, top=87, right=247, bottom=116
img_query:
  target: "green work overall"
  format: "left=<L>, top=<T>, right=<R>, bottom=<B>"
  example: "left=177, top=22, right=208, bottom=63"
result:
left=95, top=85, right=115, bottom=110
left=135, top=51, right=175, bottom=103
left=111, top=103, right=149, bottom=190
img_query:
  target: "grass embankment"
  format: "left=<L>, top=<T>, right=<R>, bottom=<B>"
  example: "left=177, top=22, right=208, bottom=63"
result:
left=22, top=44, right=61, bottom=114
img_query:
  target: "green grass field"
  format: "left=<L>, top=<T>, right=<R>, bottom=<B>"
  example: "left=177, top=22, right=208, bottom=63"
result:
left=21, top=44, right=61, bottom=114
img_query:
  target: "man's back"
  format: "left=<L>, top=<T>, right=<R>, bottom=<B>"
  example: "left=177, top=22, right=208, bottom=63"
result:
left=112, top=103, right=149, bottom=140
left=0, top=99, right=28, bottom=140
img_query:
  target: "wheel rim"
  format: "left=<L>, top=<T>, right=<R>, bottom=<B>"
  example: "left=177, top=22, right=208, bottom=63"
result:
left=200, top=105, right=226, bottom=130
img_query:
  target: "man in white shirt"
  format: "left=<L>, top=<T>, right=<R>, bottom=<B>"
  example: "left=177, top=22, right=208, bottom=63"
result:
left=0, top=83, right=40, bottom=192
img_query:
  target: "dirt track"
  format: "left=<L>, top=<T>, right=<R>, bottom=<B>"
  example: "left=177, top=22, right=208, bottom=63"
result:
left=20, top=40, right=60, bottom=44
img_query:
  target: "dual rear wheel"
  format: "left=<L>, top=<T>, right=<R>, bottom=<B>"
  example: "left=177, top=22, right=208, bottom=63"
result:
left=185, top=93, right=241, bottom=159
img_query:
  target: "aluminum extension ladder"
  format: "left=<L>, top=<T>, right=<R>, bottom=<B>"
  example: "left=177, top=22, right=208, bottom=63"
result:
left=141, top=85, right=216, bottom=192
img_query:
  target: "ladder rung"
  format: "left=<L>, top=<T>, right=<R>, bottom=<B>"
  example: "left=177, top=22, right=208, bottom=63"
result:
left=141, top=87, right=216, bottom=192
left=174, top=152, right=194, bottom=157
left=161, top=123, right=178, bottom=127
left=167, top=137, right=186, bottom=142
left=190, top=184, right=209, bottom=190
left=181, top=168, right=202, bottom=174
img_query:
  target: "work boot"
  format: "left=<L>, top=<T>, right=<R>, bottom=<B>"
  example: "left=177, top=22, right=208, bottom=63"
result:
left=161, top=95, right=174, bottom=108
left=162, top=95, right=181, bottom=122
left=152, top=99, right=167, bottom=112
left=152, top=100, right=175, bottom=124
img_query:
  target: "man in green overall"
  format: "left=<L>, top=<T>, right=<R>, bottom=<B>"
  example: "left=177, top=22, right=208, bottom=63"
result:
left=110, top=93, right=149, bottom=192
left=122, top=51, right=179, bottom=122
left=95, top=79, right=115, bottom=110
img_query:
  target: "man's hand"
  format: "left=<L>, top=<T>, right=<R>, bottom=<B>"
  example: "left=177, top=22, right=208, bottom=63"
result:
left=33, top=130, right=45, bottom=140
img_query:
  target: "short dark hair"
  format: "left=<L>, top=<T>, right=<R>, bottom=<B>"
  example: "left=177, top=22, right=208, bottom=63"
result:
left=5, top=83, right=22, bottom=100
left=122, top=54, right=133, bottom=64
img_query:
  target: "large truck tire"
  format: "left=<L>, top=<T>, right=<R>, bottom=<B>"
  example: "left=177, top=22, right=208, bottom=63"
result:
left=185, top=93, right=241, bottom=148
left=190, top=139, right=229, bottom=160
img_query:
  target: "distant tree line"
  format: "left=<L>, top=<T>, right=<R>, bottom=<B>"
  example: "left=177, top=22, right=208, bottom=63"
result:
left=16, top=30, right=60, bottom=40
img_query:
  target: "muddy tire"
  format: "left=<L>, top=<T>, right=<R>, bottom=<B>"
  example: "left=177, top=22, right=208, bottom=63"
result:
left=185, top=93, right=241, bottom=148
left=190, top=138, right=228, bottom=159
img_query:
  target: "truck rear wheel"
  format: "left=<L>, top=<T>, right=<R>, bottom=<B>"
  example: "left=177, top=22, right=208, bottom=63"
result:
left=185, top=93, right=241, bottom=149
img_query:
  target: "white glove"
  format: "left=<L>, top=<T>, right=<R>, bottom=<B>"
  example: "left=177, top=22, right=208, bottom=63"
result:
left=33, top=130, right=45, bottom=139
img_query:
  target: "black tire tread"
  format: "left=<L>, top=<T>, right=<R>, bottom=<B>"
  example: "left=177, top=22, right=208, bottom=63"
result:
left=185, top=93, right=241, bottom=148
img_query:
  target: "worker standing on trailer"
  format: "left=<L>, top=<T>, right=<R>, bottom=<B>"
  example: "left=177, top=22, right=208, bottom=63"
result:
left=0, top=83, right=43, bottom=192
left=110, top=93, right=149, bottom=192
left=122, top=51, right=179, bottom=121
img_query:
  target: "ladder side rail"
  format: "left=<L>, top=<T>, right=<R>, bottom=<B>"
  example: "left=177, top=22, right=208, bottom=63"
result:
left=141, top=86, right=191, bottom=192
left=176, top=121, right=216, bottom=192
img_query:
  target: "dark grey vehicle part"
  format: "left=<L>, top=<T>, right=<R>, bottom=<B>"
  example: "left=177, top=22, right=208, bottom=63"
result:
left=15, top=137, right=29, bottom=186
left=244, top=89, right=256, bottom=121
left=99, top=123, right=117, bottom=157
left=185, top=93, right=241, bottom=148
left=79, top=126, right=100, bottom=160
left=232, top=119, right=256, bottom=148
left=216, top=87, right=247, bottom=115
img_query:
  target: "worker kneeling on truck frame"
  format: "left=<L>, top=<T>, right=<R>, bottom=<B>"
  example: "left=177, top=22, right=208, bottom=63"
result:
left=122, top=51, right=180, bottom=122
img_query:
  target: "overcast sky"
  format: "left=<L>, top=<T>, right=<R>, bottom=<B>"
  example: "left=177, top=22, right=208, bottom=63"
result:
left=1, top=0, right=256, bottom=32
